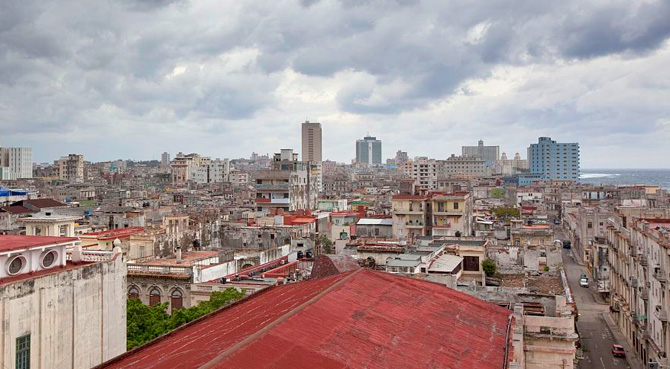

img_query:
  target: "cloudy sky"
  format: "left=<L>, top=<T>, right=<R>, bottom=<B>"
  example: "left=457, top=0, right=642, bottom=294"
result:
left=1, top=0, right=669, bottom=168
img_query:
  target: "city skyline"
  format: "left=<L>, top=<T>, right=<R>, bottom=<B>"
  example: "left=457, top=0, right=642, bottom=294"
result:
left=1, top=1, right=669, bottom=168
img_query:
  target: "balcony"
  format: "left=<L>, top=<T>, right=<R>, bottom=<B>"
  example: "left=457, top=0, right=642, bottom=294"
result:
left=629, top=248, right=638, bottom=258
left=394, top=208, right=424, bottom=215
left=654, top=268, right=668, bottom=283
left=254, top=183, right=290, bottom=191
left=641, top=288, right=649, bottom=300
left=631, top=278, right=639, bottom=288
left=640, top=255, right=648, bottom=266
left=655, top=305, right=669, bottom=322
left=406, top=222, right=425, bottom=228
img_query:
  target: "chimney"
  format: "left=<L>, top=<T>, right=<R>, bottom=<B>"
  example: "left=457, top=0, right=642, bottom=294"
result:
left=176, top=246, right=182, bottom=264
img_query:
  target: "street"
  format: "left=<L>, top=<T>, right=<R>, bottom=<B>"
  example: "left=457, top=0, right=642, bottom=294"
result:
left=561, top=247, right=632, bottom=369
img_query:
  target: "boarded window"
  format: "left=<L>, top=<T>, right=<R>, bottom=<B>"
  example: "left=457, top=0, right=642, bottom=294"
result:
left=128, top=286, right=140, bottom=300
left=463, top=256, right=480, bottom=271
left=171, top=290, right=183, bottom=313
left=149, top=288, right=161, bottom=306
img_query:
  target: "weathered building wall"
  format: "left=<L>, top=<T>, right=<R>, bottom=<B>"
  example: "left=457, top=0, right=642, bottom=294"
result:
left=0, top=257, right=126, bottom=369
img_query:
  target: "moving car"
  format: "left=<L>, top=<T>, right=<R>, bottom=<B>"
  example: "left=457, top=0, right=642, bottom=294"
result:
left=579, top=275, right=589, bottom=287
left=612, top=344, right=626, bottom=358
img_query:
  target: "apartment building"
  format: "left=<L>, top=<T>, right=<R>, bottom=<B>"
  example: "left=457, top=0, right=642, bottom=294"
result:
left=0, top=147, right=32, bottom=179
left=58, top=154, right=85, bottom=183
left=430, top=192, right=473, bottom=237
left=254, top=149, right=318, bottom=214
left=403, top=157, right=440, bottom=191
left=609, top=217, right=670, bottom=367
left=170, top=153, right=230, bottom=185
left=391, top=195, right=429, bottom=240
left=528, top=137, right=580, bottom=181
left=443, top=154, right=486, bottom=178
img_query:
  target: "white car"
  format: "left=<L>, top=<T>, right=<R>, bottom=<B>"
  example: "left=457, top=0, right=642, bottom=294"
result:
left=580, top=277, right=589, bottom=287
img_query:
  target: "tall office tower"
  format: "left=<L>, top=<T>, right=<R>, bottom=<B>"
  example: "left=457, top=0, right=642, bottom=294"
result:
left=161, top=152, right=170, bottom=170
left=528, top=137, right=580, bottom=181
left=301, top=121, right=322, bottom=163
left=58, top=154, right=85, bottom=183
left=355, top=135, right=382, bottom=166
left=462, top=139, right=500, bottom=167
left=0, top=147, right=33, bottom=179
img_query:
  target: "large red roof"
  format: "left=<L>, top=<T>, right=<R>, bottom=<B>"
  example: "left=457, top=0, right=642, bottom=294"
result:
left=0, top=235, right=79, bottom=253
left=97, top=269, right=512, bottom=369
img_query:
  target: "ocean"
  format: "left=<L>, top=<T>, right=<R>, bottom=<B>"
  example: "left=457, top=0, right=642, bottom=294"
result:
left=580, top=169, right=670, bottom=189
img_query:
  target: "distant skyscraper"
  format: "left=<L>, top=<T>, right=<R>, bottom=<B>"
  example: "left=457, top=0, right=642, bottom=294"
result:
left=356, top=136, right=382, bottom=166
left=0, top=146, right=32, bottom=179
left=161, top=152, right=170, bottom=170
left=301, top=121, right=322, bottom=163
left=528, top=137, right=580, bottom=181
left=462, top=139, right=500, bottom=167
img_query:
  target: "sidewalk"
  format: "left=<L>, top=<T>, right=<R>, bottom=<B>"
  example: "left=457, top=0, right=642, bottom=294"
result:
left=602, top=312, right=645, bottom=369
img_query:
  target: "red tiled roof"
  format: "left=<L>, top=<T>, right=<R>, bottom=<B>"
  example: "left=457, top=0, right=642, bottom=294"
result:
left=81, top=227, right=145, bottom=241
left=0, top=235, right=79, bottom=253
left=310, top=254, right=360, bottom=279
left=13, top=199, right=67, bottom=208
left=0, top=206, right=33, bottom=214
left=98, top=269, right=512, bottom=369
left=392, top=195, right=427, bottom=200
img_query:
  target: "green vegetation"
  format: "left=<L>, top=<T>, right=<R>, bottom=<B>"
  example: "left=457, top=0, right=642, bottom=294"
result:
left=79, top=199, right=98, bottom=207
left=319, top=234, right=333, bottom=254
left=544, top=266, right=550, bottom=272
left=490, top=188, right=505, bottom=199
left=127, top=288, right=245, bottom=350
left=490, top=207, right=520, bottom=221
left=482, top=259, right=497, bottom=277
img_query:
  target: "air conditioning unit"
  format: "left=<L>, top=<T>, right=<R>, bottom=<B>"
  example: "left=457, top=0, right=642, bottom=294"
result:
left=647, top=361, right=659, bottom=369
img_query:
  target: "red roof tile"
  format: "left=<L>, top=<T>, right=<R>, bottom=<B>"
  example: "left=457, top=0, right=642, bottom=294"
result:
left=0, top=235, right=79, bottom=253
left=12, top=199, right=67, bottom=208
left=81, top=227, right=145, bottom=241
left=0, top=206, right=33, bottom=214
left=97, top=270, right=512, bottom=369
left=310, top=254, right=360, bottom=279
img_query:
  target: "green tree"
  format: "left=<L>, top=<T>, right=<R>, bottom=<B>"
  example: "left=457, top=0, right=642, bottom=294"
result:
left=490, top=207, right=520, bottom=221
left=490, top=188, right=505, bottom=199
left=319, top=234, right=333, bottom=254
left=127, top=288, right=245, bottom=350
left=482, top=259, right=497, bottom=277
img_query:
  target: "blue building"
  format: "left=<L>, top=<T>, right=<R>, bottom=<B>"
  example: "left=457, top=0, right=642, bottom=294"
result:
left=528, top=137, right=580, bottom=181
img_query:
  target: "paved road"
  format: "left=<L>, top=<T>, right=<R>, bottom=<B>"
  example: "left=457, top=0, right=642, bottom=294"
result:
left=562, top=248, right=631, bottom=369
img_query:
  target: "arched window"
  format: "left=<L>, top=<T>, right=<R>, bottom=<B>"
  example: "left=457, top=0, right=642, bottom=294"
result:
left=170, top=289, right=183, bottom=313
left=128, top=286, right=140, bottom=300
left=149, top=287, right=162, bottom=306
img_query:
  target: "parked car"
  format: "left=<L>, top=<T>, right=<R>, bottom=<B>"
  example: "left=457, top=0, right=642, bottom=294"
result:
left=563, top=240, right=571, bottom=249
left=612, top=344, right=626, bottom=358
left=580, top=275, right=589, bottom=287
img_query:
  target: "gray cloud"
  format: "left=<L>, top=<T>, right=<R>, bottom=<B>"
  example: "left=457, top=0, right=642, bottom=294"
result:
left=0, top=0, right=668, bottom=167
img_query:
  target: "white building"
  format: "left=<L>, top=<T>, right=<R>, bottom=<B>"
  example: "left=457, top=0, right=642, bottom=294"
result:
left=403, top=157, right=440, bottom=191
left=443, top=154, right=486, bottom=178
left=0, top=235, right=126, bottom=369
left=0, top=147, right=32, bottom=179
left=170, top=153, right=230, bottom=184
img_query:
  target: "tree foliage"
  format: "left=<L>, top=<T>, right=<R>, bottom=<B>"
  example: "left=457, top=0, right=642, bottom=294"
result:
left=490, top=188, right=505, bottom=199
left=490, top=207, right=520, bottom=221
left=127, top=288, right=245, bottom=350
left=319, top=234, right=333, bottom=254
left=482, top=259, right=497, bottom=277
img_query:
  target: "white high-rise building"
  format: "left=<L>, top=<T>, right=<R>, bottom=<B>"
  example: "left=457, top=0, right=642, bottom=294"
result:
left=0, top=147, right=33, bottom=179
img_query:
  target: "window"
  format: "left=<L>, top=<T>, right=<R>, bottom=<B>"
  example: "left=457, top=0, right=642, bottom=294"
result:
left=59, top=224, right=68, bottom=237
left=41, top=251, right=57, bottom=268
left=16, top=335, right=30, bottom=369
left=453, top=202, right=459, bottom=210
left=128, top=286, right=140, bottom=300
left=149, top=288, right=162, bottom=306
left=463, top=256, right=480, bottom=271
left=171, top=290, right=183, bottom=313
left=8, top=257, right=25, bottom=275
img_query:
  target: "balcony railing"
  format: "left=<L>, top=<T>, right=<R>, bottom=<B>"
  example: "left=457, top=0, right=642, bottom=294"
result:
left=654, top=268, right=668, bottom=283
left=66, top=250, right=115, bottom=262
left=641, top=288, right=649, bottom=300
left=127, top=264, right=194, bottom=276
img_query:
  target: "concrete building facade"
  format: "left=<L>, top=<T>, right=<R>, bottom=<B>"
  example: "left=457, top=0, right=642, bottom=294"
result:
left=58, top=154, right=85, bottom=183
left=443, top=154, right=486, bottom=178
left=0, top=147, right=32, bottom=179
left=301, top=121, right=322, bottom=163
left=0, top=236, right=126, bottom=369
left=462, top=139, right=500, bottom=166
